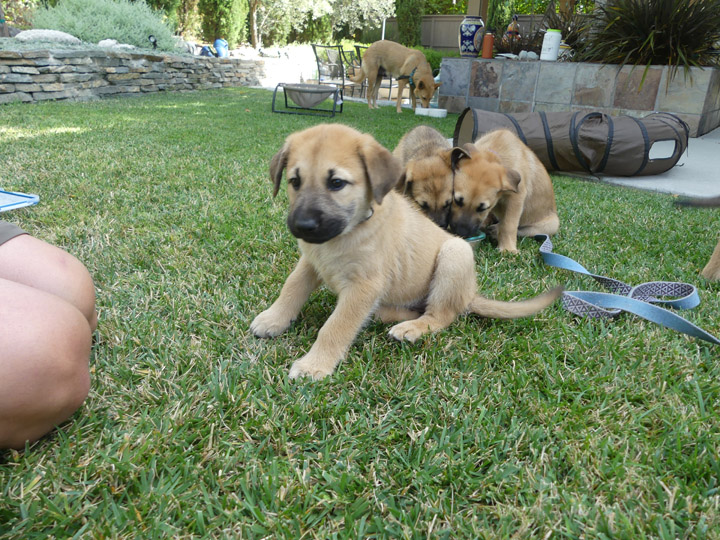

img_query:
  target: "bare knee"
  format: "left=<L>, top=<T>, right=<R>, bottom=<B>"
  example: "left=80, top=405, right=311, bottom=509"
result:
left=0, top=306, right=91, bottom=450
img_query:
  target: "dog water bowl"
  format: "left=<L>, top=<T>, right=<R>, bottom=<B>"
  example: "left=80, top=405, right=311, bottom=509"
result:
left=466, top=232, right=486, bottom=247
left=415, top=107, right=447, bottom=118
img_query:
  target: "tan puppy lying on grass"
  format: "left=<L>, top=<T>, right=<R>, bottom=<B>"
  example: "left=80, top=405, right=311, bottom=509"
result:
left=350, top=40, right=441, bottom=113
left=676, top=195, right=720, bottom=280
left=449, top=129, right=560, bottom=252
left=250, top=124, right=563, bottom=380
left=394, top=125, right=453, bottom=228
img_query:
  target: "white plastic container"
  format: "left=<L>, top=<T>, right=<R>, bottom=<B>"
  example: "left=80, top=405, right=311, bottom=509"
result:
left=540, top=29, right=562, bottom=61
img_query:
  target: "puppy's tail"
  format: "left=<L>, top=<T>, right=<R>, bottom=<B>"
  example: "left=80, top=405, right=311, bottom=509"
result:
left=349, top=66, right=366, bottom=84
left=675, top=195, right=720, bottom=208
left=468, top=286, right=564, bottom=319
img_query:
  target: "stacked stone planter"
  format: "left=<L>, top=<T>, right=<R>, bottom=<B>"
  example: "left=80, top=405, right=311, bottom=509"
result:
left=0, top=49, right=264, bottom=105
left=440, top=57, right=720, bottom=137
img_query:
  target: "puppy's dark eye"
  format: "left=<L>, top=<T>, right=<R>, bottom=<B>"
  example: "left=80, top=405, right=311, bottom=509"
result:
left=476, top=203, right=488, bottom=213
left=454, top=196, right=464, bottom=207
left=443, top=200, right=451, bottom=209
left=420, top=201, right=430, bottom=210
left=289, top=176, right=301, bottom=190
left=328, top=177, right=347, bottom=191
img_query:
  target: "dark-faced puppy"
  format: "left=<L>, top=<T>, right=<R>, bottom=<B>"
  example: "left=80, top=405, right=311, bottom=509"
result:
left=449, top=129, right=560, bottom=252
left=250, top=124, right=563, bottom=380
left=394, top=125, right=453, bottom=228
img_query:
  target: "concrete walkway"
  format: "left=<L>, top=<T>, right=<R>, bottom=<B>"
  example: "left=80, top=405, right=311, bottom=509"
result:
left=561, top=127, right=720, bottom=199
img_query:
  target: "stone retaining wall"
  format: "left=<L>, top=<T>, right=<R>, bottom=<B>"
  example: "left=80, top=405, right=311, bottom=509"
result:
left=0, top=49, right=264, bottom=104
left=440, top=57, right=720, bottom=137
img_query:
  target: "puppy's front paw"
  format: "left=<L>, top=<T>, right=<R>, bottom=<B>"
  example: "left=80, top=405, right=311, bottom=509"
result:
left=288, top=353, right=336, bottom=380
left=388, top=320, right=428, bottom=343
left=250, top=309, right=292, bottom=338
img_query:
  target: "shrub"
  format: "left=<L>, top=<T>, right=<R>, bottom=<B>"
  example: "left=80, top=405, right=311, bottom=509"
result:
left=396, top=0, right=423, bottom=47
left=197, top=0, right=247, bottom=48
left=31, top=0, right=179, bottom=51
left=575, top=0, right=720, bottom=80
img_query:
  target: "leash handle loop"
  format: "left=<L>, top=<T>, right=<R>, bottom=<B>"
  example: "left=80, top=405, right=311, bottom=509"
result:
left=534, top=234, right=719, bottom=345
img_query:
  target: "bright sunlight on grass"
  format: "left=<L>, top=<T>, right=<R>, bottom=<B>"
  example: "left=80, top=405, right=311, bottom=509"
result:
left=1, top=88, right=719, bottom=538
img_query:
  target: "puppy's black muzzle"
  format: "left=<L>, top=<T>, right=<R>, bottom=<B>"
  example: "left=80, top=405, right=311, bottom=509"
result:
left=449, top=218, right=480, bottom=239
left=428, top=208, right=450, bottom=230
left=288, top=205, right=346, bottom=244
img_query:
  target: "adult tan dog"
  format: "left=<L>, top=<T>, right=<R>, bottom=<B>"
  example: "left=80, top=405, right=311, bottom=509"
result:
left=250, top=124, right=563, bottom=380
left=350, top=40, right=441, bottom=113
left=393, top=125, right=453, bottom=228
left=676, top=195, right=720, bottom=280
left=449, top=129, right=560, bottom=252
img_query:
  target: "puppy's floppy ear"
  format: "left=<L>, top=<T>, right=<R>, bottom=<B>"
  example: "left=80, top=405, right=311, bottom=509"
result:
left=358, top=135, right=403, bottom=204
left=434, top=81, right=442, bottom=88
left=502, top=169, right=522, bottom=193
left=269, top=143, right=289, bottom=198
left=417, top=80, right=425, bottom=90
left=447, top=146, right=473, bottom=171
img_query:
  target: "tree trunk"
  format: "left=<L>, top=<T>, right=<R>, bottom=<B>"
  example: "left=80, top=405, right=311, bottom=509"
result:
left=0, top=2, right=11, bottom=38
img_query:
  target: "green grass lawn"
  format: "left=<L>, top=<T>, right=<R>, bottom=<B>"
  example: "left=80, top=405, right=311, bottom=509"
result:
left=1, top=88, right=719, bottom=539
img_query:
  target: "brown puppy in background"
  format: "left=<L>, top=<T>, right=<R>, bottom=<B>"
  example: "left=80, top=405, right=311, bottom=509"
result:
left=675, top=195, right=720, bottom=280
left=350, top=40, right=441, bottom=113
left=449, top=129, right=559, bottom=252
left=394, top=125, right=453, bottom=228
left=250, top=124, right=563, bottom=380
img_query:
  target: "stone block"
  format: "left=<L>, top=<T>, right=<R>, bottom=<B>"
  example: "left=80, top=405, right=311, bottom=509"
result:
left=41, top=83, right=67, bottom=92
left=14, top=83, right=43, bottom=92
left=573, top=63, right=619, bottom=108
left=535, top=62, right=577, bottom=104
left=0, top=91, right=32, bottom=103
left=33, top=90, right=74, bottom=101
left=107, top=72, right=141, bottom=82
left=59, top=73, right=94, bottom=83
left=0, top=83, right=16, bottom=93
left=656, top=66, right=713, bottom=115
left=500, top=100, right=532, bottom=113
left=439, top=57, right=471, bottom=98
left=499, top=61, right=539, bottom=103
left=0, top=73, right=34, bottom=83
left=467, top=95, right=499, bottom=112
left=11, top=66, right=40, bottom=75
left=470, top=60, right=502, bottom=99
left=613, top=65, right=662, bottom=111
left=32, top=74, right=59, bottom=83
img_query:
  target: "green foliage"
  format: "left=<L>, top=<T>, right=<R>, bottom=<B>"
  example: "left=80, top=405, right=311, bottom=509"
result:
left=3, top=0, right=38, bottom=28
left=424, top=0, right=467, bottom=15
left=31, top=0, right=179, bottom=50
left=575, top=0, right=720, bottom=79
left=0, top=88, right=719, bottom=538
left=197, top=0, right=247, bottom=47
left=176, top=0, right=202, bottom=38
left=288, top=14, right=333, bottom=45
left=395, top=0, right=423, bottom=46
left=413, top=44, right=457, bottom=72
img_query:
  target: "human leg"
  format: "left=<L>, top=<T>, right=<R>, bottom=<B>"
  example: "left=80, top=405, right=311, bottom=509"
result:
left=0, top=278, right=91, bottom=449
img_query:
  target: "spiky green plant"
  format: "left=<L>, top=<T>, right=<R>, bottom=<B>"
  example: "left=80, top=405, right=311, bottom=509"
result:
left=575, top=0, right=720, bottom=81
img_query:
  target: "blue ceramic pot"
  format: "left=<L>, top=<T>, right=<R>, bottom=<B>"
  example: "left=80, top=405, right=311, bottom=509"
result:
left=459, top=16, right=484, bottom=58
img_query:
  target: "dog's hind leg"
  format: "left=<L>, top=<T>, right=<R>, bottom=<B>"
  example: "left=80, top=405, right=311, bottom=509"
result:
left=702, top=237, right=720, bottom=280
left=388, top=238, right=475, bottom=342
left=517, top=214, right=560, bottom=238
left=251, top=256, right=321, bottom=338
left=376, top=305, right=421, bottom=323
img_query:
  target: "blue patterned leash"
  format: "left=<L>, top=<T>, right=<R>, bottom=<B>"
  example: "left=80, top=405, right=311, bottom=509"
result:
left=534, top=234, right=720, bottom=345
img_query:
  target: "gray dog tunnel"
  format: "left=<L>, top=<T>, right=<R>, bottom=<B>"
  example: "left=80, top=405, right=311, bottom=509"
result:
left=453, top=108, right=689, bottom=177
